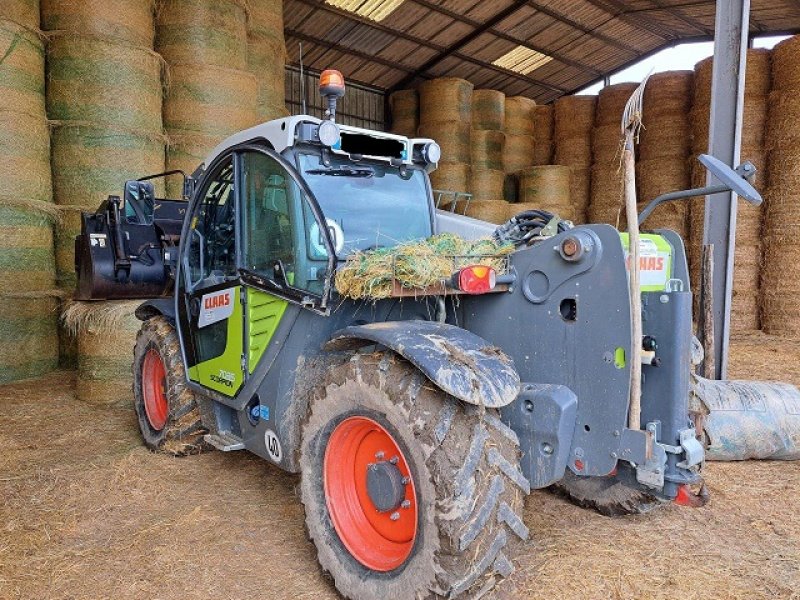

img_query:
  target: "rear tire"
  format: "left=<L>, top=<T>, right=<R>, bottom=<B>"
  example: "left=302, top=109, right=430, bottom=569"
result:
left=132, top=316, right=207, bottom=456
left=300, top=352, right=530, bottom=600
left=552, top=464, right=664, bottom=516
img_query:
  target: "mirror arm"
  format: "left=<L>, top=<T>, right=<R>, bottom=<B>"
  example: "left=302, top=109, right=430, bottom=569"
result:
left=638, top=183, right=729, bottom=225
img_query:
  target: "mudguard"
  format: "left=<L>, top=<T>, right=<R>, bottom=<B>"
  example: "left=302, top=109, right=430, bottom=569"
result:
left=135, top=298, right=176, bottom=324
left=325, top=321, right=521, bottom=407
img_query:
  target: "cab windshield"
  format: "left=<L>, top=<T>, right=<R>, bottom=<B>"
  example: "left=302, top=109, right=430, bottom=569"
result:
left=298, top=152, right=432, bottom=257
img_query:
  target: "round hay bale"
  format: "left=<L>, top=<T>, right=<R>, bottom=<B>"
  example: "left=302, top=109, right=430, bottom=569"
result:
left=41, top=0, right=155, bottom=46
left=416, top=121, right=470, bottom=163
left=164, top=64, right=258, bottom=135
left=532, top=142, right=553, bottom=166
left=555, top=134, right=592, bottom=168
left=247, top=0, right=283, bottom=42
left=51, top=124, right=166, bottom=286
left=0, top=110, right=51, bottom=205
left=62, top=300, right=141, bottom=405
left=554, top=95, right=596, bottom=139
left=592, top=123, right=624, bottom=164
left=731, top=291, right=760, bottom=332
left=46, top=33, right=163, bottom=131
left=418, top=78, right=473, bottom=125
left=533, top=104, right=553, bottom=140
left=569, top=166, right=591, bottom=224
left=472, top=89, right=505, bottom=131
left=156, top=0, right=248, bottom=70
left=429, top=162, right=469, bottom=195
left=470, top=168, right=505, bottom=203
left=470, top=129, right=505, bottom=171
left=165, top=130, right=222, bottom=197
left=0, top=292, right=59, bottom=384
left=588, top=164, right=626, bottom=228
left=595, top=83, right=638, bottom=126
left=0, top=206, right=55, bottom=293
left=642, top=71, right=693, bottom=119
left=1, top=0, right=40, bottom=29
left=694, top=48, right=771, bottom=102
left=465, top=200, right=508, bottom=224
left=639, top=114, right=691, bottom=161
left=0, top=20, right=45, bottom=115
left=765, top=90, right=800, bottom=146
left=503, top=134, right=535, bottom=173
left=691, top=98, right=767, bottom=155
left=389, top=89, right=418, bottom=136
left=768, top=35, right=799, bottom=93
left=247, top=31, right=287, bottom=122
left=505, top=96, right=537, bottom=136
left=518, top=165, right=572, bottom=219
left=636, top=158, right=690, bottom=237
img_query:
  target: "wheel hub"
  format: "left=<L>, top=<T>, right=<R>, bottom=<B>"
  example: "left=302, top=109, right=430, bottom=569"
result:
left=366, top=460, right=406, bottom=513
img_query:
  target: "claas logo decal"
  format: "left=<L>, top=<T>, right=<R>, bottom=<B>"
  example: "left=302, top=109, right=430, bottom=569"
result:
left=198, top=288, right=235, bottom=328
left=626, top=255, right=666, bottom=271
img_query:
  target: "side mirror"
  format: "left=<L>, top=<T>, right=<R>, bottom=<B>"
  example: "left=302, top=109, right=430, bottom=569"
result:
left=123, top=180, right=156, bottom=225
left=637, top=154, right=763, bottom=225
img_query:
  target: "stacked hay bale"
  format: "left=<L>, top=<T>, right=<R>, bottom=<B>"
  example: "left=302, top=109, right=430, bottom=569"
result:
left=157, top=0, right=258, bottom=197
left=246, top=0, right=287, bottom=122
left=532, top=104, right=553, bottom=165
left=503, top=96, right=537, bottom=174
left=419, top=78, right=473, bottom=203
left=636, top=71, right=693, bottom=240
left=468, top=89, right=507, bottom=223
left=515, top=166, right=573, bottom=221
left=690, top=50, right=771, bottom=332
left=0, top=5, right=61, bottom=382
left=389, top=89, right=418, bottom=137
left=62, top=301, right=141, bottom=405
left=554, top=95, right=596, bottom=223
left=762, top=36, right=800, bottom=336
left=588, top=83, right=637, bottom=227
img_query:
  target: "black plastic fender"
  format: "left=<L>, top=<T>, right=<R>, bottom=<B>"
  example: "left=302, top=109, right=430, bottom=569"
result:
left=135, top=297, right=176, bottom=324
left=325, top=321, right=521, bottom=408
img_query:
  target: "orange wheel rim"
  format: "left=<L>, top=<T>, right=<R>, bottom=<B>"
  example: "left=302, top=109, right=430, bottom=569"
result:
left=323, top=416, right=418, bottom=571
left=142, top=349, right=168, bottom=431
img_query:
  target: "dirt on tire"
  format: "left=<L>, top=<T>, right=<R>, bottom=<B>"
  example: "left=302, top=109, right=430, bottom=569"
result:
left=300, top=351, right=530, bottom=600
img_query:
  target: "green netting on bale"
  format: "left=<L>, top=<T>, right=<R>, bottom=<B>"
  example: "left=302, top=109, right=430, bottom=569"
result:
left=0, top=20, right=45, bottom=115
left=335, top=233, right=513, bottom=300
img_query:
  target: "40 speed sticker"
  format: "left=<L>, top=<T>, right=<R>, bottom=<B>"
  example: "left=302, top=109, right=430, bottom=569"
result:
left=265, top=429, right=282, bottom=463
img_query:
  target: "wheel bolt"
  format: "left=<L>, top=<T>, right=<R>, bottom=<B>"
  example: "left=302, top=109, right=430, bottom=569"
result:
left=375, top=451, right=385, bottom=460
left=401, top=500, right=411, bottom=509
left=401, top=476, right=411, bottom=484
left=390, top=512, right=400, bottom=521
left=389, top=456, right=399, bottom=464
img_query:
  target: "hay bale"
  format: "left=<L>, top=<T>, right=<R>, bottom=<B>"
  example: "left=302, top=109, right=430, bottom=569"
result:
left=46, top=33, right=163, bottom=131
left=429, top=162, right=469, bottom=195
left=595, top=83, right=638, bottom=126
left=554, top=95, right=596, bottom=139
left=505, top=96, right=536, bottom=136
left=517, top=165, right=573, bottom=220
left=472, top=89, right=505, bottom=131
left=569, top=166, right=591, bottom=224
left=418, top=78, right=473, bottom=125
left=642, top=71, right=693, bottom=119
left=62, top=300, right=140, bottom=405
left=470, top=168, right=505, bottom=203
left=503, top=134, right=535, bottom=173
left=694, top=48, right=771, bottom=102
left=0, top=110, right=52, bottom=206
left=0, top=292, right=60, bottom=384
left=416, top=121, right=470, bottom=163
left=247, top=31, right=287, bottom=122
left=470, top=129, right=505, bottom=171
left=465, top=201, right=508, bottom=224
left=389, top=89, right=418, bottom=136
left=532, top=104, right=553, bottom=164
left=0, top=206, right=56, bottom=293
left=636, top=158, right=690, bottom=237
left=0, top=20, right=45, bottom=115
left=51, top=124, right=166, bottom=287
left=639, top=114, right=692, bottom=161
left=692, top=100, right=767, bottom=155
left=41, top=0, right=156, bottom=46
left=555, top=135, right=592, bottom=168
left=156, top=0, right=248, bottom=70
left=165, top=130, right=223, bottom=197
left=592, top=123, right=624, bottom=164
left=1, top=0, right=40, bottom=29
left=588, top=165, right=626, bottom=228
left=247, top=0, right=283, bottom=42
left=164, top=63, right=258, bottom=135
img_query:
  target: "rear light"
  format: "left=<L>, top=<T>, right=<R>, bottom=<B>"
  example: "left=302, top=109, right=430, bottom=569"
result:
left=456, top=265, right=496, bottom=294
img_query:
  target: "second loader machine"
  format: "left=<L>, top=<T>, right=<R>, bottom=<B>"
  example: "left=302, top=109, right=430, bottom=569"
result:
left=74, top=71, right=761, bottom=599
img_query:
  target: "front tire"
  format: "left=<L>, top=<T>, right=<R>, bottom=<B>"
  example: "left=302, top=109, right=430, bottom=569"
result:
left=132, top=316, right=207, bottom=456
left=300, top=352, right=530, bottom=600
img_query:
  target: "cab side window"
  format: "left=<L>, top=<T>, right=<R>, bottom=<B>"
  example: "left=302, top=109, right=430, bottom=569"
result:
left=241, top=151, right=325, bottom=295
